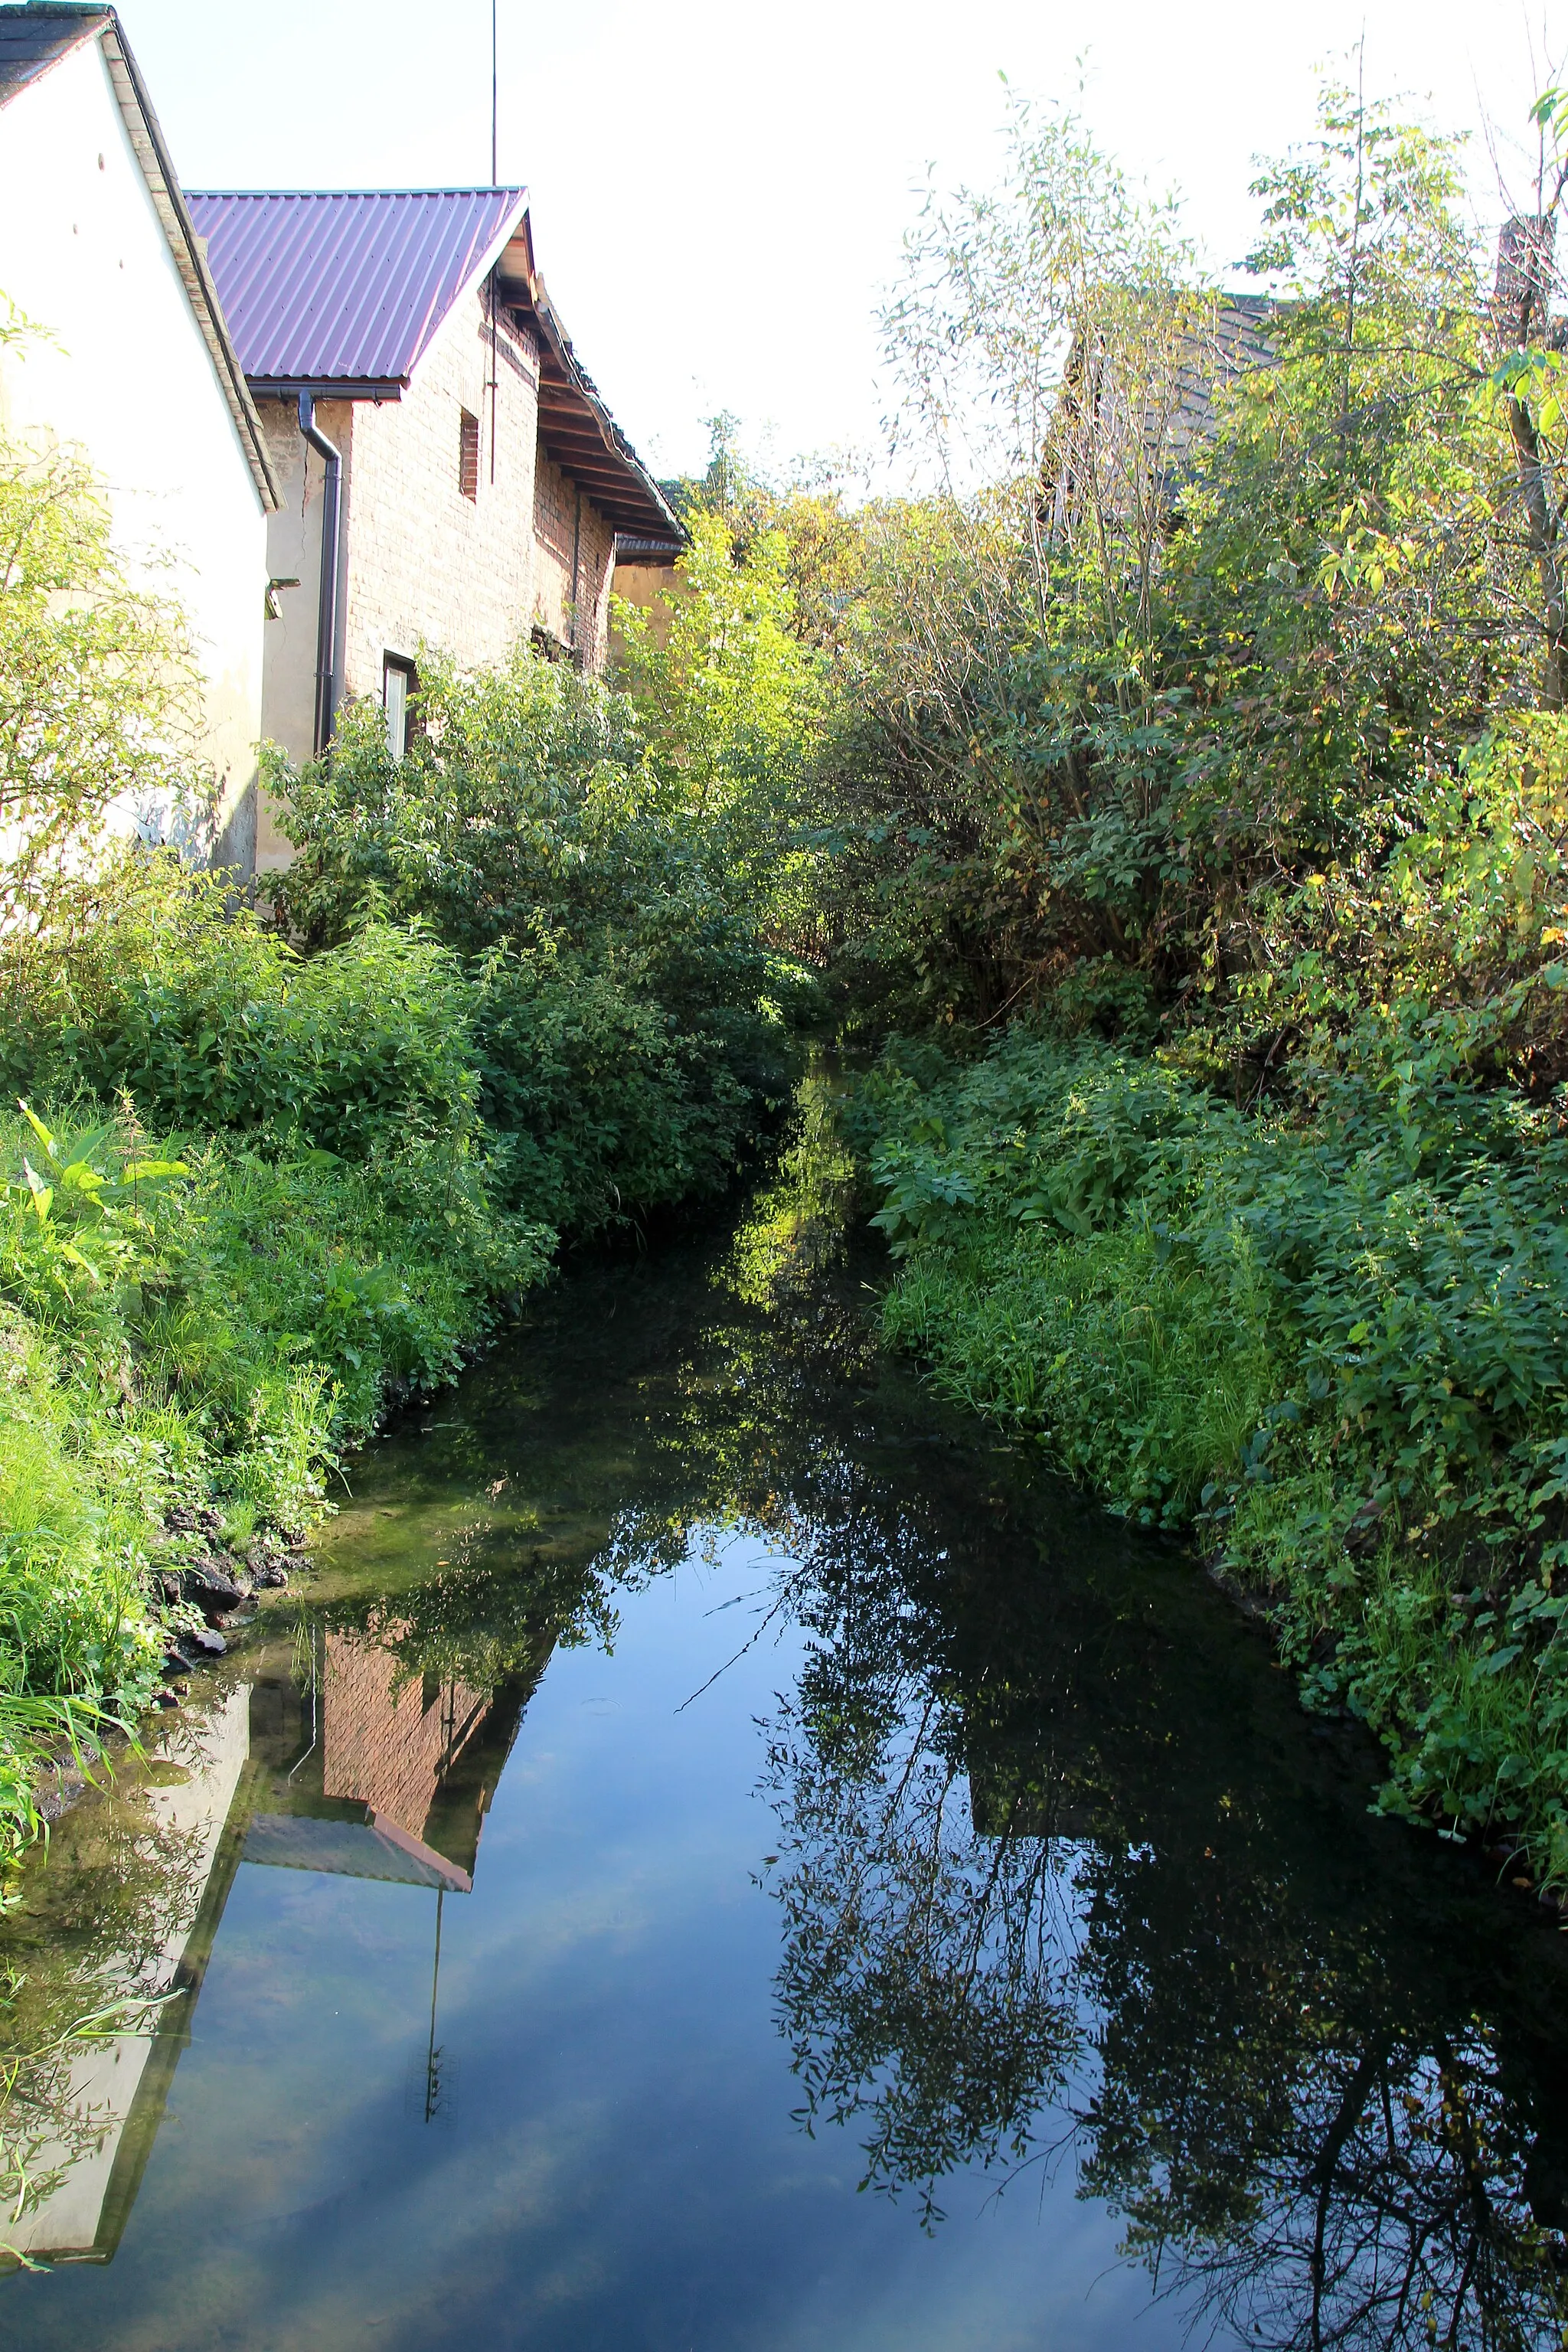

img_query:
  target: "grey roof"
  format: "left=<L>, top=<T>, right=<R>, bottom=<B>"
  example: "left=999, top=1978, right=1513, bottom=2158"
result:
left=0, top=4, right=278, bottom=508
left=243, top=1811, right=471, bottom=1891
left=1168, top=293, right=1278, bottom=452
left=0, top=0, right=100, bottom=104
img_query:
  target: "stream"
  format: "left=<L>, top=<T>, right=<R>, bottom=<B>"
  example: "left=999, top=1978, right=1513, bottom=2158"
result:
left=2, top=1132, right=1566, bottom=2350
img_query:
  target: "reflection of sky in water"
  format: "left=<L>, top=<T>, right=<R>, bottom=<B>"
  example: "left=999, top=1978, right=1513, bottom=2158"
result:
left=2, top=1537, right=1158, bottom=2352
left=2, top=1206, right=1566, bottom=2351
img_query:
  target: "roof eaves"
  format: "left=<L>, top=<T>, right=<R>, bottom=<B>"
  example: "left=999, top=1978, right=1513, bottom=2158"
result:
left=93, top=13, right=279, bottom=510
left=248, top=376, right=407, bottom=401
left=522, top=276, right=683, bottom=544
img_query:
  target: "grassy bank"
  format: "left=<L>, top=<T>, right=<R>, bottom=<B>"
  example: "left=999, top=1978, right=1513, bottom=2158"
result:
left=854, top=1028, right=1568, bottom=1891
left=0, top=897, right=554, bottom=1867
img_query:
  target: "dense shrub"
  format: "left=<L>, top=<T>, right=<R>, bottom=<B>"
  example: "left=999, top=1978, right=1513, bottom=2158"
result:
left=263, top=651, right=807, bottom=1230
left=0, top=855, right=478, bottom=1155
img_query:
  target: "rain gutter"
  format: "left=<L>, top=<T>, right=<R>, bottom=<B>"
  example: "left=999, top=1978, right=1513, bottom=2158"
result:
left=296, top=392, right=342, bottom=756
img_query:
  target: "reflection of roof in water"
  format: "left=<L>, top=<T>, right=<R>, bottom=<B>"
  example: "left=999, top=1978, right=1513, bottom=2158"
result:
left=244, top=1811, right=469, bottom=1891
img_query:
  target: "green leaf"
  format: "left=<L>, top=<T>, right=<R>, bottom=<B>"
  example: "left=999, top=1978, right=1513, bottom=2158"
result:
left=20, top=1159, right=52, bottom=1223
left=17, top=1101, right=55, bottom=1159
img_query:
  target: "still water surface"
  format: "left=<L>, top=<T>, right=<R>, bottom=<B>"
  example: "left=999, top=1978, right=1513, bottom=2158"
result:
left=2, top=1170, right=1566, bottom=2349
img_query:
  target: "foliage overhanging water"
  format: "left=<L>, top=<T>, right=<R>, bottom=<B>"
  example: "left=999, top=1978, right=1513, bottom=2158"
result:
left=0, top=1089, right=1564, bottom=2352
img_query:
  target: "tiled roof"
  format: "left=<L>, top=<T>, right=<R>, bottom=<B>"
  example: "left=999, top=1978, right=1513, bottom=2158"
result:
left=185, top=186, right=528, bottom=388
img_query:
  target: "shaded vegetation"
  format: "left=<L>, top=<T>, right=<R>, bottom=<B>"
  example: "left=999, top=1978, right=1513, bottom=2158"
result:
left=792, top=79, right=1568, bottom=1898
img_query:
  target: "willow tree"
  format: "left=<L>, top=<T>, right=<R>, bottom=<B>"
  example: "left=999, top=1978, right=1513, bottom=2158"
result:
left=830, top=96, right=1231, bottom=1012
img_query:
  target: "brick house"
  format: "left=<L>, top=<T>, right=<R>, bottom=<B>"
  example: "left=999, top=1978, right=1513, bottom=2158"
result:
left=0, top=3, right=277, bottom=861
left=188, top=185, right=683, bottom=874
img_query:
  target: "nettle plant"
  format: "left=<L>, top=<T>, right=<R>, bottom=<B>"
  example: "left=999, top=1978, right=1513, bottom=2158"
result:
left=5, top=1102, right=187, bottom=1315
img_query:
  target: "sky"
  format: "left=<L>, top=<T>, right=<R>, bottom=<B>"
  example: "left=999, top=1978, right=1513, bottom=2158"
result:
left=119, top=0, right=1568, bottom=484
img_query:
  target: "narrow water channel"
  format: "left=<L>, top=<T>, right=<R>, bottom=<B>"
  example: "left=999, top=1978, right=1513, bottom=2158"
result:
left=2, top=1137, right=1566, bottom=2349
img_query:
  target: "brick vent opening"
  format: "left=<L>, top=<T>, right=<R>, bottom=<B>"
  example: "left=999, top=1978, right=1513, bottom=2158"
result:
left=458, top=407, right=480, bottom=501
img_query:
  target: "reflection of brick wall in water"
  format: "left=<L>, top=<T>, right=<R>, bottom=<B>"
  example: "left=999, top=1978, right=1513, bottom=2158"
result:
left=322, top=1635, right=488, bottom=1846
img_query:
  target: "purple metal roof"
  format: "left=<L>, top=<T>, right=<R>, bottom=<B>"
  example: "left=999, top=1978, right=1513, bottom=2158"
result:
left=185, top=187, right=528, bottom=388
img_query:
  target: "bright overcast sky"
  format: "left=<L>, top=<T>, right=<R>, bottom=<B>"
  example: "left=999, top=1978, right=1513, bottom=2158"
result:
left=122, top=0, right=1568, bottom=482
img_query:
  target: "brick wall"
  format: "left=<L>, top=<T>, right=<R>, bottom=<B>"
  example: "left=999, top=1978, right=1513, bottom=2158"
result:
left=530, top=446, right=616, bottom=667
left=322, top=1632, right=488, bottom=1852
left=338, top=292, right=543, bottom=700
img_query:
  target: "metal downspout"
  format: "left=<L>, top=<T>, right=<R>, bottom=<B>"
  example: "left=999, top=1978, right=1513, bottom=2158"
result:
left=297, top=392, right=341, bottom=756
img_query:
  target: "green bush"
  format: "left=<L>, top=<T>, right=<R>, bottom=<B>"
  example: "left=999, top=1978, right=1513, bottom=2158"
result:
left=470, top=940, right=779, bottom=1233
left=262, top=649, right=805, bottom=1230
left=0, top=856, right=479, bottom=1157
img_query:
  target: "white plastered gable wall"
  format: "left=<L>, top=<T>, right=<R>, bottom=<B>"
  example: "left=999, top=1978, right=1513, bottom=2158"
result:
left=0, top=29, right=269, bottom=861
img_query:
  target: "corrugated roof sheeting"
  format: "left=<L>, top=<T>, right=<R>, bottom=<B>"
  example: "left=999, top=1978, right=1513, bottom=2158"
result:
left=185, top=186, right=527, bottom=386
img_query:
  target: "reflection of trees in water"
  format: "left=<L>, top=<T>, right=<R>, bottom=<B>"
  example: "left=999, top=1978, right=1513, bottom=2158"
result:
left=766, top=1680, right=1080, bottom=2227
left=1076, top=1836, right=1568, bottom=2350
left=690, top=1215, right=1568, bottom=2352
left=760, top=1533, right=1568, bottom=2347
left=326, top=1549, right=612, bottom=1694
left=1089, top=2018, right=1567, bottom=2349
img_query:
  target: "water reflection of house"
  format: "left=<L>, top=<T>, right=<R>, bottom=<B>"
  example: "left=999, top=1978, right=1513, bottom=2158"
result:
left=244, top=1632, right=522, bottom=1894
left=5, top=1686, right=254, bottom=2265
left=5, top=1625, right=541, bottom=2268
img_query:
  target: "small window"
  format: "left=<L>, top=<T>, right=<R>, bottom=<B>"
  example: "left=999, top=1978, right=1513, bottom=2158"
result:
left=383, top=655, right=416, bottom=760
left=458, top=407, right=480, bottom=501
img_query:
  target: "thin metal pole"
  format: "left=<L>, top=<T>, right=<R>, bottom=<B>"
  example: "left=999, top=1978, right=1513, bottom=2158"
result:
left=424, top=1885, right=446, bottom=2122
left=488, top=2, right=499, bottom=482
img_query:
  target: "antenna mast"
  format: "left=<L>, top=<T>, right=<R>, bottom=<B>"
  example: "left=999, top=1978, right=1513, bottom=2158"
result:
left=487, top=0, right=499, bottom=482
